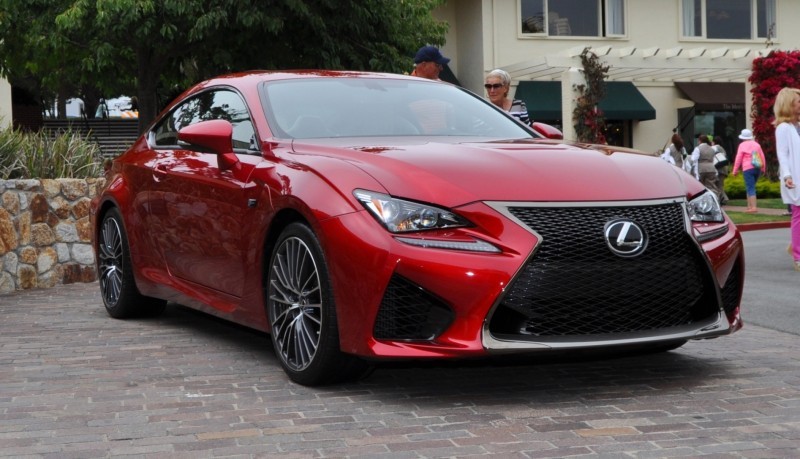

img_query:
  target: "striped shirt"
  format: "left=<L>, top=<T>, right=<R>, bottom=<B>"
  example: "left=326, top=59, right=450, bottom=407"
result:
left=509, top=99, right=531, bottom=125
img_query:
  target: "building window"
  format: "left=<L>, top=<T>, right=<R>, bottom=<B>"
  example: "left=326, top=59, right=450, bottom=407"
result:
left=681, top=0, right=776, bottom=40
left=520, top=0, right=625, bottom=37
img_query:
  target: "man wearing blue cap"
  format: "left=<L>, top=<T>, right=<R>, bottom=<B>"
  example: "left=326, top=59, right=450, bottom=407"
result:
left=411, top=45, right=450, bottom=80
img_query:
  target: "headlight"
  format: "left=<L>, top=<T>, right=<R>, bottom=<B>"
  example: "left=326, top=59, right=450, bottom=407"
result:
left=687, top=191, right=724, bottom=223
left=354, top=189, right=470, bottom=233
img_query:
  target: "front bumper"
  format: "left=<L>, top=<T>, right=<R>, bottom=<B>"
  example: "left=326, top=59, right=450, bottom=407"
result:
left=323, top=198, right=743, bottom=358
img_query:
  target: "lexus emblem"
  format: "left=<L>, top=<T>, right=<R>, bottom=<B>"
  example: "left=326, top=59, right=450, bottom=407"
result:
left=604, top=219, right=647, bottom=258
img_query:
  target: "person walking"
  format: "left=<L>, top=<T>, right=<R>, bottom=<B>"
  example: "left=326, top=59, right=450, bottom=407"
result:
left=731, top=129, right=767, bottom=213
left=690, top=134, right=721, bottom=198
left=661, top=132, right=686, bottom=169
left=772, top=87, right=800, bottom=271
left=711, top=135, right=730, bottom=205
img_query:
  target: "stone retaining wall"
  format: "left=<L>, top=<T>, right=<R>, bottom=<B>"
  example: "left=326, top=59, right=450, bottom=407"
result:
left=0, top=178, right=105, bottom=295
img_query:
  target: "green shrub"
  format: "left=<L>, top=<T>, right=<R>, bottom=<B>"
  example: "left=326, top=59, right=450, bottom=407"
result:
left=0, top=128, right=25, bottom=178
left=724, top=173, right=781, bottom=199
left=0, top=128, right=103, bottom=179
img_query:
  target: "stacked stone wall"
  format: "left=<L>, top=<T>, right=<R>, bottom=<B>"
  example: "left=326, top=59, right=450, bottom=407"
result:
left=0, top=178, right=105, bottom=294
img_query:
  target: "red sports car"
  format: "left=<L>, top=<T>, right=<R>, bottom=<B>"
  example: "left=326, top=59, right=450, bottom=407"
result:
left=91, top=71, right=744, bottom=386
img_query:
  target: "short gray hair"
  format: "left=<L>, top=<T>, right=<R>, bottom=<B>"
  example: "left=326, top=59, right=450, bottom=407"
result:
left=486, top=69, right=511, bottom=86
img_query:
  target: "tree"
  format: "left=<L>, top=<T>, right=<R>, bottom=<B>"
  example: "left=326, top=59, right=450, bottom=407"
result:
left=0, top=0, right=107, bottom=119
left=748, top=49, right=800, bottom=180
left=1, top=0, right=448, bottom=133
left=573, top=48, right=608, bottom=144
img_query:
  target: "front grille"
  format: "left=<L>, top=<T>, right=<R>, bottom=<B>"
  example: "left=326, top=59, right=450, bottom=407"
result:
left=489, top=202, right=719, bottom=338
left=373, top=275, right=454, bottom=341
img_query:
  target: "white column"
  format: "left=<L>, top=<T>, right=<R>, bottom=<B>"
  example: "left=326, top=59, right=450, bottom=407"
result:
left=561, top=67, right=584, bottom=141
left=744, top=79, right=753, bottom=130
left=0, top=77, right=12, bottom=130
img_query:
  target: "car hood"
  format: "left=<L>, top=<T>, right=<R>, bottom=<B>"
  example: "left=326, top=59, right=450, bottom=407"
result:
left=293, top=138, right=694, bottom=207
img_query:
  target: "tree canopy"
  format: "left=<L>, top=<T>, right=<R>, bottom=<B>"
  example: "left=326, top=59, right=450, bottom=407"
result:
left=0, top=0, right=448, bottom=131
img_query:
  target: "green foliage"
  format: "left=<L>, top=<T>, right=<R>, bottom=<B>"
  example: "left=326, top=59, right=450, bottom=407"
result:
left=0, top=128, right=24, bottom=178
left=724, top=173, right=782, bottom=199
left=1, top=0, right=449, bottom=131
left=0, top=128, right=103, bottom=179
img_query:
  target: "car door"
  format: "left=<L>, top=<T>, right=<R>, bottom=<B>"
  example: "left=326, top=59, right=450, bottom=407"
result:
left=144, top=88, right=259, bottom=299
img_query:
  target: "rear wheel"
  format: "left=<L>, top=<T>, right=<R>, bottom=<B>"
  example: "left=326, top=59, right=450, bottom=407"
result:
left=267, top=223, right=367, bottom=385
left=97, top=207, right=166, bottom=318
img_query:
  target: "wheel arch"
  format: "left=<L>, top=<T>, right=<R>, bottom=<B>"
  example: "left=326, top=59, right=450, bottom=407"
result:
left=92, top=198, right=121, bottom=257
left=260, top=208, right=311, bottom=294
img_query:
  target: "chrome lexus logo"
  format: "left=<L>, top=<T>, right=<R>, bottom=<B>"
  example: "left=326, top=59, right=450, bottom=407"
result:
left=604, top=219, right=647, bottom=258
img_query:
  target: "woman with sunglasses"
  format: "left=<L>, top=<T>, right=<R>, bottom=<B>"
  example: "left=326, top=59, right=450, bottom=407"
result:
left=484, top=69, right=531, bottom=126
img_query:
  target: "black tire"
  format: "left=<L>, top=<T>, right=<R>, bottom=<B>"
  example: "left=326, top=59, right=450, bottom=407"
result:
left=266, top=222, right=368, bottom=386
left=97, top=207, right=167, bottom=318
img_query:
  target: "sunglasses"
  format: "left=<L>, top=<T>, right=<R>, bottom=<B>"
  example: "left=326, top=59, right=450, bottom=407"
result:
left=484, top=83, right=504, bottom=90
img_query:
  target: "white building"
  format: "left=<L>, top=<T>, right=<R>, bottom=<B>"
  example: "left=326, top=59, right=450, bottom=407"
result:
left=434, top=0, right=787, bottom=155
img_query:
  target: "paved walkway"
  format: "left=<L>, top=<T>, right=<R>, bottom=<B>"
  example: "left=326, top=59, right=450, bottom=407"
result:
left=2, top=282, right=800, bottom=458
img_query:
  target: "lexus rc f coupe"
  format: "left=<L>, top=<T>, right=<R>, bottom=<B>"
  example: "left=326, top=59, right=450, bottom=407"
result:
left=91, top=71, right=744, bottom=386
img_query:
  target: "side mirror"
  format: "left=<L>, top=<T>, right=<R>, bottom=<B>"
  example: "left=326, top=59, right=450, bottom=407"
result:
left=531, top=122, right=563, bottom=140
left=178, top=119, right=240, bottom=171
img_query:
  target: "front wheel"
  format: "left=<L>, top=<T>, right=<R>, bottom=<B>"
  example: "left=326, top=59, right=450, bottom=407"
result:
left=266, top=223, right=367, bottom=385
left=97, top=207, right=166, bottom=318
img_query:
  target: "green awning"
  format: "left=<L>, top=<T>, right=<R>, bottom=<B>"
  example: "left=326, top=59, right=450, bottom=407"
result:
left=513, top=81, right=562, bottom=120
left=514, top=81, right=656, bottom=121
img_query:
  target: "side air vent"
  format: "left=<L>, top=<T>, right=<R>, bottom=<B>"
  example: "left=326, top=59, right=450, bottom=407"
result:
left=373, top=275, right=454, bottom=341
left=719, top=257, right=743, bottom=316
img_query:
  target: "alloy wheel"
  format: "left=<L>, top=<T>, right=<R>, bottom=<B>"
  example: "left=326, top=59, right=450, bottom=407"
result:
left=98, top=216, right=124, bottom=307
left=269, top=236, right=323, bottom=371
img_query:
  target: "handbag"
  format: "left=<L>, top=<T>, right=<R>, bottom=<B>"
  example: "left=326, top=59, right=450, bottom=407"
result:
left=750, top=150, right=762, bottom=169
left=713, top=151, right=728, bottom=168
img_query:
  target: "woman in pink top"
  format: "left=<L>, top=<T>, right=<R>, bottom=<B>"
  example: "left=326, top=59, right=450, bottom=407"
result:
left=731, top=129, right=767, bottom=213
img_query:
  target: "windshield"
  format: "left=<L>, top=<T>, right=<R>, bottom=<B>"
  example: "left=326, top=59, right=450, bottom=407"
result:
left=260, top=77, right=534, bottom=140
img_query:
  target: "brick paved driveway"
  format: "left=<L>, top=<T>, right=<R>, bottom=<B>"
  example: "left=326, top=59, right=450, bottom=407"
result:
left=1, top=282, right=799, bottom=458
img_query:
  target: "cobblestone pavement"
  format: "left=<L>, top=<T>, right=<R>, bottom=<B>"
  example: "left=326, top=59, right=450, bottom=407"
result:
left=1, top=282, right=799, bottom=458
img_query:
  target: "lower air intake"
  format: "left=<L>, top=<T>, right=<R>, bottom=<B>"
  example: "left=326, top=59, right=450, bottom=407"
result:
left=373, top=275, right=454, bottom=341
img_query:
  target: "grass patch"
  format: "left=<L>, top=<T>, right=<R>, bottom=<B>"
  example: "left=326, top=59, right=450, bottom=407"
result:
left=726, top=211, right=791, bottom=225
left=726, top=198, right=787, bottom=210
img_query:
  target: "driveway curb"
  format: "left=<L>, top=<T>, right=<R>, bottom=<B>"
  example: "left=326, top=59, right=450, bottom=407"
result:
left=736, top=221, right=791, bottom=232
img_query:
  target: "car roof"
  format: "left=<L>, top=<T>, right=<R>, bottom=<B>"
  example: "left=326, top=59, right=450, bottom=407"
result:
left=195, top=70, right=425, bottom=90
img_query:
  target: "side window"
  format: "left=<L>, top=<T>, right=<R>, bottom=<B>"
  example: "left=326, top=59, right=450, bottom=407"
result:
left=520, top=0, right=626, bottom=37
left=152, top=89, right=256, bottom=150
left=681, top=0, right=776, bottom=40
